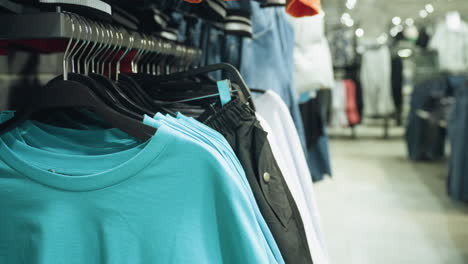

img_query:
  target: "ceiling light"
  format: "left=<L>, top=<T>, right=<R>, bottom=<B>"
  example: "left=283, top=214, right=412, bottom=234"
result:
left=390, top=26, right=403, bottom=37
left=419, top=10, right=428, bottom=18
left=341, top=13, right=351, bottom=20
left=398, top=49, right=413, bottom=58
left=345, top=19, right=355, bottom=27
left=405, top=18, right=414, bottom=26
left=346, top=0, right=357, bottom=10
left=355, top=28, right=364, bottom=37
left=392, top=16, right=401, bottom=25
left=341, top=13, right=353, bottom=25
left=425, top=4, right=434, bottom=13
left=377, top=33, right=388, bottom=44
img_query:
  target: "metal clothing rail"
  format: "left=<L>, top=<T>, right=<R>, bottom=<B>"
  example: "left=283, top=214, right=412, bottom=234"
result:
left=0, top=12, right=201, bottom=59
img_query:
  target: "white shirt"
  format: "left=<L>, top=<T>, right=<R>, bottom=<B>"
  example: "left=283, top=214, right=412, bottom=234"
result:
left=292, top=12, right=335, bottom=93
left=360, top=45, right=395, bottom=116
left=331, top=80, right=348, bottom=127
left=429, top=20, right=468, bottom=73
left=254, top=91, right=329, bottom=264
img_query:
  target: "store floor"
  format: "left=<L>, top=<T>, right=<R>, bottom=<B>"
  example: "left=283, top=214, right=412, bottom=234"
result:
left=314, top=127, right=468, bottom=264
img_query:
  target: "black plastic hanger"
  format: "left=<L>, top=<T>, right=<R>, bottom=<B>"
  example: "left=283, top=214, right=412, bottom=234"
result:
left=250, top=88, right=266, bottom=94
left=118, top=75, right=155, bottom=109
left=146, top=63, right=255, bottom=110
left=49, top=73, right=143, bottom=120
left=118, top=74, right=177, bottom=116
left=89, top=72, right=156, bottom=117
left=0, top=80, right=156, bottom=141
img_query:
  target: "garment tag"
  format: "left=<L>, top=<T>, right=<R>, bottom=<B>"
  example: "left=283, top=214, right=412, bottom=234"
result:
left=217, top=79, right=232, bottom=106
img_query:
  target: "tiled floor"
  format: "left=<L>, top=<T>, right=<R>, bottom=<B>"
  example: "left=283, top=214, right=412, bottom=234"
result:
left=314, top=128, right=468, bottom=264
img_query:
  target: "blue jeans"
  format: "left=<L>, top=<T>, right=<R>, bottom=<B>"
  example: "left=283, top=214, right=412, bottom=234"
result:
left=240, top=2, right=308, bottom=161
left=447, top=76, right=468, bottom=202
left=406, top=77, right=449, bottom=160
left=222, top=35, right=242, bottom=71
left=200, top=23, right=223, bottom=80
left=308, top=134, right=332, bottom=181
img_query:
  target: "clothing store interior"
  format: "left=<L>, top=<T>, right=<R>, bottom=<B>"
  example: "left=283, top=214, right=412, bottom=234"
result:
left=0, top=0, right=468, bottom=263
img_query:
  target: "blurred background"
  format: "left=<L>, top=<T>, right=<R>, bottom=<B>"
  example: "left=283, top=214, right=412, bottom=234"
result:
left=312, top=0, right=468, bottom=263
left=1, top=0, right=468, bottom=263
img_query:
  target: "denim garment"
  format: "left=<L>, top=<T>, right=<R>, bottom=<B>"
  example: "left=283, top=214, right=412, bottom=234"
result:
left=406, top=76, right=449, bottom=160
left=200, top=23, right=223, bottom=80
left=225, top=0, right=251, bottom=13
left=222, top=35, right=242, bottom=71
left=240, top=2, right=308, bottom=161
left=308, top=90, right=332, bottom=182
left=308, top=134, right=332, bottom=182
left=220, top=0, right=250, bottom=75
left=447, top=76, right=468, bottom=202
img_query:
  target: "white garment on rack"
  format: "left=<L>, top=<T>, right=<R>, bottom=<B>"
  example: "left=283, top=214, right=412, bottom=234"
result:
left=429, top=19, right=468, bottom=73
left=292, top=11, right=334, bottom=94
left=331, top=80, right=348, bottom=127
left=254, top=91, right=329, bottom=264
left=360, top=45, right=395, bottom=116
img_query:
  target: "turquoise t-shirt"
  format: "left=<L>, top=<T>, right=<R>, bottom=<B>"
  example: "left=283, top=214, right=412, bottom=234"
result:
left=0, top=124, right=281, bottom=264
left=145, top=114, right=284, bottom=264
left=12, top=120, right=139, bottom=155
left=8, top=118, right=284, bottom=264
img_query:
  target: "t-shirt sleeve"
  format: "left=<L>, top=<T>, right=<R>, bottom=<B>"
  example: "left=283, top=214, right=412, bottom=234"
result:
left=286, top=0, right=320, bottom=18
left=208, top=157, right=281, bottom=264
left=168, top=134, right=282, bottom=264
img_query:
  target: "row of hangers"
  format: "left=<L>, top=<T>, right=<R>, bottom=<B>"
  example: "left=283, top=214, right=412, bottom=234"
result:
left=0, top=11, right=254, bottom=141
left=59, top=12, right=202, bottom=81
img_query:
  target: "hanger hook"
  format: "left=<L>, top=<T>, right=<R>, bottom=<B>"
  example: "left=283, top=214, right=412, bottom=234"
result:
left=63, top=13, right=81, bottom=77
left=90, top=23, right=106, bottom=73
left=130, top=33, right=144, bottom=73
left=116, top=32, right=133, bottom=82
left=136, top=35, right=149, bottom=73
left=65, top=13, right=84, bottom=77
left=106, top=26, right=124, bottom=79
left=75, top=15, right=92, bottom=75
left=62, top=12, right=76, bottom=80
left=140, top=36, right=153, bottom=74
left=99, top=25, right=113, bottom=75
left=68, top=13, right=87, bottom=75
left=101, top=24, right=118, bottom=76
left=96, top=23, right=111, bottom=75
left=83, top=19, right=99, bottom=75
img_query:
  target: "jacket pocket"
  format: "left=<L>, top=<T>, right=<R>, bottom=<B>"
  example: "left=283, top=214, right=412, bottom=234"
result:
left=254, top=123, right=293, bottom=228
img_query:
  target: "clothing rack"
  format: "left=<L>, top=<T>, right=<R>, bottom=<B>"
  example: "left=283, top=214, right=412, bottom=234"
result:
left=0, top=11, right=203, bottom=112
left=0, top=12, right=201, bottom=60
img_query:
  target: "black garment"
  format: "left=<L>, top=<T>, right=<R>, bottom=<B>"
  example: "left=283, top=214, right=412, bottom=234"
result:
left=405, top=76, right=449, bottom=161
left=200, top=99, right=313, bottom=264
left=391, top=56, right=403, bottom=125
left=300, top=96, right=324, bottom=149
left=317, top=89, right=332, bottom=127
left=416, top=27, right=430, bottom=49
left=416, top=94, right=452, bottom=161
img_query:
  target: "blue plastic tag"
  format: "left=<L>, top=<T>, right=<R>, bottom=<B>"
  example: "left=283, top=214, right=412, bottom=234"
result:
left=217, top=80, right=232, bottom=106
